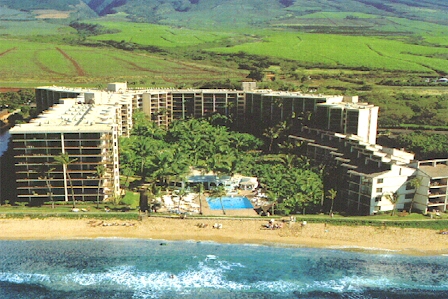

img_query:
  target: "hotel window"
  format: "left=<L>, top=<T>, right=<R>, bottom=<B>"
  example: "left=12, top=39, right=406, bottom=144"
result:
left=405, top=193, right=414, bottom=200
left=376, top=188, right=382, bottom=193
left=406, top=176, right=416, bottom=190
left=377, top=178, right=383, bottom=184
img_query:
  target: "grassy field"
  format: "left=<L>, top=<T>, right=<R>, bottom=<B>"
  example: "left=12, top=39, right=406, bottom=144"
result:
left=209, top=31, right=448, bottom=73
left=0, top=20, right=73, bottom=36
left=82, top=20, right=448, bottom=74
left=0, top=37, right=246, bottom=86
left=0, top=11, right=446, bottom=89
left=90, top=21, right=235, bottom=48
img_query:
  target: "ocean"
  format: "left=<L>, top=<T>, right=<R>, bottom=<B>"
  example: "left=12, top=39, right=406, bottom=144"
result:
left=0, top=239, right=446, bottom=299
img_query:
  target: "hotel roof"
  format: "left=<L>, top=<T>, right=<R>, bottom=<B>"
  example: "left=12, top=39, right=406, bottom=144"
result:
left=10, top=99, right=118, bottom=134
left=416, top=164, right=448, bottom=178
left=37, top=85, right=343, bottom=99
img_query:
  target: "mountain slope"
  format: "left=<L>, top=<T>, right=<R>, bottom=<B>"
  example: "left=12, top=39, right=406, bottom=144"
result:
left=0, top=0, right=447, bottom=29
left=110, top=0, right=448, bottom=28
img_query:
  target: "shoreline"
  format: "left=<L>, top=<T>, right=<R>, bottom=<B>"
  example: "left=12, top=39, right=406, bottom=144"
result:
left=0, top=217, right=447, bottom=256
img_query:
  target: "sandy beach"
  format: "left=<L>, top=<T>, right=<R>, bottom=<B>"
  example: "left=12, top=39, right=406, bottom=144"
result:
left=0, top=217, right=447, bottom=255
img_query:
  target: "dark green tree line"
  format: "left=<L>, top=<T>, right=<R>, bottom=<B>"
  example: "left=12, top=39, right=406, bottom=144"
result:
left=119, top=112, right=324, bottom=215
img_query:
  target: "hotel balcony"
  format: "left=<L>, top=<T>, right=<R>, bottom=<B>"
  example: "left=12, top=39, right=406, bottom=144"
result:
left=430, top=179, right=447, bottom=187
left=428, top=198, right=447, bottom=208
left=429, top=185, right=447, bottom=195
left=428, top=183, right=447, bottom=207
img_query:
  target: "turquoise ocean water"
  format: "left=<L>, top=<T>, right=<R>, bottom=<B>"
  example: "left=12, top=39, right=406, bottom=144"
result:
left=0, top=239, right=447, bottom=298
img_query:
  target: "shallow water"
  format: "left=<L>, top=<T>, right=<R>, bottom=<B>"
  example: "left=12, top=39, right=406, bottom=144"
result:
left=0, top=239, right=446, bottom=298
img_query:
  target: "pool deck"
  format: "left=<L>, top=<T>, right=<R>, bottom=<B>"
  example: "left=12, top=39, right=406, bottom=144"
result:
left=158, top=190, right=260, bottom=217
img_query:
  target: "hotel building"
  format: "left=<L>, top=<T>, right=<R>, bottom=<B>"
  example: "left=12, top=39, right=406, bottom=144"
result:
left=9, top=82, right=446, bottom=215
left=9, top=99, right=120, bottom=203
left=289, top=128, right=417, bottom=215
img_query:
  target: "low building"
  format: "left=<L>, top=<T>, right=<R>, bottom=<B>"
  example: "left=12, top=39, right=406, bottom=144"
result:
left=289, top=126, right=448, bottom=215
left=412, top=159, right=448, bottom=214
left=289, top=128, right=415, bottom=215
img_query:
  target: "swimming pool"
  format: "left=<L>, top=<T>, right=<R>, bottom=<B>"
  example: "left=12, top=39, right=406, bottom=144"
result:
left=206, top=196, right=253, bottom=210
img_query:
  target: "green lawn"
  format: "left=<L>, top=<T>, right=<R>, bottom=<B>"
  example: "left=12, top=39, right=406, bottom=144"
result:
left=1, top=200, right=447, bottom=230
left=121, top=191, right=140, bottom=208
left=0, top=201, right=139, bottom=220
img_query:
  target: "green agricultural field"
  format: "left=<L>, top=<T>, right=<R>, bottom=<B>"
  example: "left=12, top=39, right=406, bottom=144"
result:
left=0, top=6, right=446, bottom=89
left=424, top=36, right=448, bottom=46
left=296, top=12, right=376, bottom=19
left=0, top=38, right=246, bottom=86
left=90, top=21, right=235, bottom=48
left=0, top=20, right=72, bottom=36
left=383, top=17, right=448, bottom=36
left=209, top=31, right=448, bottom=73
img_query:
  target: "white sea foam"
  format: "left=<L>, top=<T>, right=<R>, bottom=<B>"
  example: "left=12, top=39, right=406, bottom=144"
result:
left=1, top=243, right=447, bottom=299
left=0, top=272, right=50, bottom=285
left=205, top=254, right=216, bottom=260
left=0, top=269, right=405, bottom=296
left=1, top=267, right=447, bottom=299
left=0, top=256, right=249, bottom=295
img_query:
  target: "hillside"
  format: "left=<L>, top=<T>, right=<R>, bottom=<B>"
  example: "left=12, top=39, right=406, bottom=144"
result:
left=0, top=0, right=446, bottom=95
left=0, top=0, right=447, bottom=129
left=0, top=0, right=447, bottom=30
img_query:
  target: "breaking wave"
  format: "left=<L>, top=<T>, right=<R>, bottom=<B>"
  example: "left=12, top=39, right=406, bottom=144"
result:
left=0, top=240, right=447, bottom=298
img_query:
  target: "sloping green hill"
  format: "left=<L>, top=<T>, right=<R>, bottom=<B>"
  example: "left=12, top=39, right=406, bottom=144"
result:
left=0, top=0, right=447, bottom=88
left=104, top=0, right=448, bottom=30
left=0, top=0, right=447, bottom=29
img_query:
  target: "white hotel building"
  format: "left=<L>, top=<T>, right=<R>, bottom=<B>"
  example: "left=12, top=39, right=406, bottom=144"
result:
left=10, top=98, right=121, bottom=203
left=9, top=82, right=447, bottom=215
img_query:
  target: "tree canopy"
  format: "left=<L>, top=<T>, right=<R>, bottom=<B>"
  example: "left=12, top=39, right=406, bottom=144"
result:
left=397, top=132, right=448, bottom=160
left=119, top=112, right=324, bottom=215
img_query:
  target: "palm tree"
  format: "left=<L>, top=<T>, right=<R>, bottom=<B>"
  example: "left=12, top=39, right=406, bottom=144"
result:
left=280, top=153, right=296, bottom=170
left=149, top=149, right=189, bottom=189
left=37, top=163, right=56, bottom=209
left=121, top=166, right=134, bottom=188
left=384, top=192, right=399, bottom=216
left=134, top=137, right=154, bottom=182
left=327, top=188, right=337, bottom=215
left=54, top=153, right=78, bottom=208
left=263, top=121, right=287, bottom=153
left=95, top=164, right=107, bottom=209
left=408, top=177, right=421, bottom=214
left=194, top=183, right=205, bottom=215
left=207, top=153, right=233, bottom=176
left=283, top=192, right=308, bottom=215
left=177, top=188, right=188, bottom=214
left=265, top=189, right=278, bottom=216
left=209, top=185, right=227, bottom=215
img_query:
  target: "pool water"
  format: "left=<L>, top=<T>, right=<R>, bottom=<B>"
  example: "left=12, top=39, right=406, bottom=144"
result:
left=206, top=196, right=253, bottom=210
